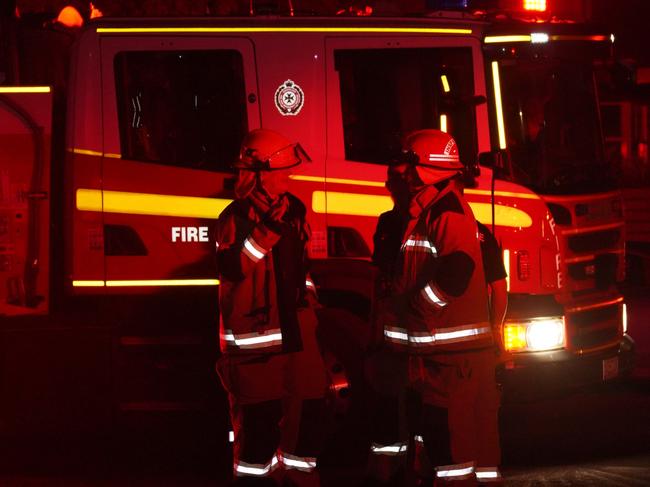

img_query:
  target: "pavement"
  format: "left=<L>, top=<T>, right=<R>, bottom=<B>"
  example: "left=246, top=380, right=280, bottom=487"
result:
left=504, top=454, right=650, bottom=486
left=0, top=288, right=648, bottom=486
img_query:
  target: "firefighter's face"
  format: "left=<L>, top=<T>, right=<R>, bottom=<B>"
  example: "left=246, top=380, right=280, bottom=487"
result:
left=386, top=164, right=412, bottom=208
left=260, top=168, right=291, bottom=198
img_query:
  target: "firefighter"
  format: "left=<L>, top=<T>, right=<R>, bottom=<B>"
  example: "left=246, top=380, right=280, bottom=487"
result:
left=380, top=129, right=500, bottom=486
left=214, top=129, right=328, bottom=487
left=364, top=162, right=412, bottom=486
left=413, top=217, right=507, bottom=486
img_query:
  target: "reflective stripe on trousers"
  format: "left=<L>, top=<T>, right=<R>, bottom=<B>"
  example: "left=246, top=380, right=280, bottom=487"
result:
left=278, top=451, right=317, bottom=472
left=234, top=454, right=279, bottom=477
left=476, top=466, right=502, bottom=482
left=370, top=442, right=408, bottom=456
left=436, top=461, right=475, bottom=480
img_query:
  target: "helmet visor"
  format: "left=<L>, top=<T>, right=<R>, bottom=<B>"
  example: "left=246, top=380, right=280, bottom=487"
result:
left=233, top=143, right=311, bottom=171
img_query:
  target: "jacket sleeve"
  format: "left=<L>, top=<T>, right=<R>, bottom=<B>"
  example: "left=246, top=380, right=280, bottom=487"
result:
left=302, top=220, right=319, bottom=305
left=215, top=209, right=282, bottom=282
left=410, top=211, right=476, bottom=314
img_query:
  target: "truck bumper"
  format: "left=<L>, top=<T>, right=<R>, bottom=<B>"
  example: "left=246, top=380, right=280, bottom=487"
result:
left=497, top=334, right=636, bottom=400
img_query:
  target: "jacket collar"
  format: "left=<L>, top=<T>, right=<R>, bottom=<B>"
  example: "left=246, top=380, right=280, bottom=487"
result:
left=408, top=180, right=451, bottom=219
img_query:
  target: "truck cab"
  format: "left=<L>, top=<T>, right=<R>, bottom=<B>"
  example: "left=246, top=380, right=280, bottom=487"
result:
left=481, top=24, right=634, bottom=395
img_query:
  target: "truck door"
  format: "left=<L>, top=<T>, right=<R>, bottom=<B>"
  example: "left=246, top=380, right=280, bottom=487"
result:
left=325, top=34, right=488, bottom=253
left=0, top=87, right=51, bottom=314
left=97, top=36, right=258, bottom=291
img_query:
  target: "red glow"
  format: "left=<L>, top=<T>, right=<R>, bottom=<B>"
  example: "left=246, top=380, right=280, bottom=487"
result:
left=336, top=5, right=373, bottom=16
left=56, top=6, right=83, bottom=28
left=523, top=0, right=547, bottom=12
left=90, top=2, right=104, bottom=19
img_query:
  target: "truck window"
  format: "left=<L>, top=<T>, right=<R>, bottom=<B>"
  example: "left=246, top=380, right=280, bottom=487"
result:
left=114, top=50, right=248, bottom=172
left=335, top=47, right=476, bottom=165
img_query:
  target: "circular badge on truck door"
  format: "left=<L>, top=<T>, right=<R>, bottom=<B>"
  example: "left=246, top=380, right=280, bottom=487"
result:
left=274, top=79, right=305, bottom=116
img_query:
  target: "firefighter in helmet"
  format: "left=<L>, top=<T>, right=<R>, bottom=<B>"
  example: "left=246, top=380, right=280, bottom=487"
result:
left=364, top=160, right=413, bottom=486
left=215, top=129, right=328, bottom=487
left=373, top=129, right=500, bottom=486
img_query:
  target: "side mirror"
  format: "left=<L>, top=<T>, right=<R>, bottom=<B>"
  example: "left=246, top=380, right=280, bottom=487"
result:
left=478, top=151, right=497, bottom=168
left=462, top=161, right=480, bottom=188
left=478, top=149, right=510, bottom=179
left=471, top=95, right=487, bottom=106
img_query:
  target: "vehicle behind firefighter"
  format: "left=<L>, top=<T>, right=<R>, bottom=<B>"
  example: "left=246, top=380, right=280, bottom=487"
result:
left=0, top=0, right=634, bottom=450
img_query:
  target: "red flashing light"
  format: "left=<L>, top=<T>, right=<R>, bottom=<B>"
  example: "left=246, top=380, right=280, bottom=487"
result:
left=56, top=6, right=83, bottom=28
left=336, top=5, right=373, bottom=16
left=90, top=2, right=104, bottom=19
left=523, top=0, right=547, bottom=12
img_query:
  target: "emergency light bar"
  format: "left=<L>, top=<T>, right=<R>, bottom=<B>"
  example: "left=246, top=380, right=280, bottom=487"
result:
left=484, top=34, right=611, bottom=44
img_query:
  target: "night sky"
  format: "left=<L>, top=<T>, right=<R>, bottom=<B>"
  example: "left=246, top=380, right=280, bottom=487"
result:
left=9, top=0, right=650, bottom=69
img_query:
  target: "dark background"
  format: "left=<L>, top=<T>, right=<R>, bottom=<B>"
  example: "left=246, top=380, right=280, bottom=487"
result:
left=7, top=1, right=649, bottom=70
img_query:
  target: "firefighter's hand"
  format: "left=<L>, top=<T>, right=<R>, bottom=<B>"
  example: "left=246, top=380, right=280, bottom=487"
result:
left=266, top=195, right=289, bottom=222
left=305, top=291, right=322, bottom=309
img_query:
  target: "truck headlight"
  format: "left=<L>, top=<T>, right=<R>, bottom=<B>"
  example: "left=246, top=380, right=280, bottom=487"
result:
left=503, top=317, right=565, bottom=352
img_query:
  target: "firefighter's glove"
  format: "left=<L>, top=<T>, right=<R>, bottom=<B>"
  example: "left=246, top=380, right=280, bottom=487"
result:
left=260, top=193, right=288, bottom=226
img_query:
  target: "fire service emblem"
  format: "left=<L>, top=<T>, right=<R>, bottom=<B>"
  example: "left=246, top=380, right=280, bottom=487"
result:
left=274, top=79, right=305, bottom=116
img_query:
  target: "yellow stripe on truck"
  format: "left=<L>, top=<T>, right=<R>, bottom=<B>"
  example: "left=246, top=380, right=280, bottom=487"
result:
left=73, top=279, right=220, bottom=287
left=76, top=188, right=532, bottom=228
left=0, top=86, right=51, bottom=93
left=470, top=202, right=533, bottom=228
left=98, top=27, right=473, bottom=35
left=312, top=190, right=532, bottom=228
left=312, top=191, right=394, bottom=217
left=76, top=189, right=232, bottom=219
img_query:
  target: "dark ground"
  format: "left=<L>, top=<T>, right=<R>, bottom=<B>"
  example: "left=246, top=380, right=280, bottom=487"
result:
left=0, top=289, right=648, bottom=486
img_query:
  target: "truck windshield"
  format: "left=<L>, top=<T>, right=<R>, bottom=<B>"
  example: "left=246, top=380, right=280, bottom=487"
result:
left=489, top=49, right=615, bottom=195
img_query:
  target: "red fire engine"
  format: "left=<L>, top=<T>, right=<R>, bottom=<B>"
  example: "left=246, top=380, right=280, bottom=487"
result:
left=0, top=0, right=634, bottom=437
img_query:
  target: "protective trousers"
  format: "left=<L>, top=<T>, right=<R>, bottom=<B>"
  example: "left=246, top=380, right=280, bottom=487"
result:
left=366, top=350, right=501, bottom=486
left=417, top=349, right=501, bottom=486
left=217, top=308, right=328, bottom=487
left=365, top=350, right=410, bottom=485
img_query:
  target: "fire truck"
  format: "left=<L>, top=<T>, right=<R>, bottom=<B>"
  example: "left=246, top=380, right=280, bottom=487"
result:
left=599, top=65, right=650, bottom=287
left=0, top=1, right=634, bottom=439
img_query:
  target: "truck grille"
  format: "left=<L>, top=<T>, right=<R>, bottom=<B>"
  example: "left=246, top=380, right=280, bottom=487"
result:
left=567, top=254, right=618, bottom=290
left=568, top=229, right=620, bottom=253
left=568, top=302, right=620, bottom=351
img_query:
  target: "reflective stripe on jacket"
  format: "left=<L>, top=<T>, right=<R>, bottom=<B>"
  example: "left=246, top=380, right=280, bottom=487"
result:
left=384, top=181, right=493, bottom=353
